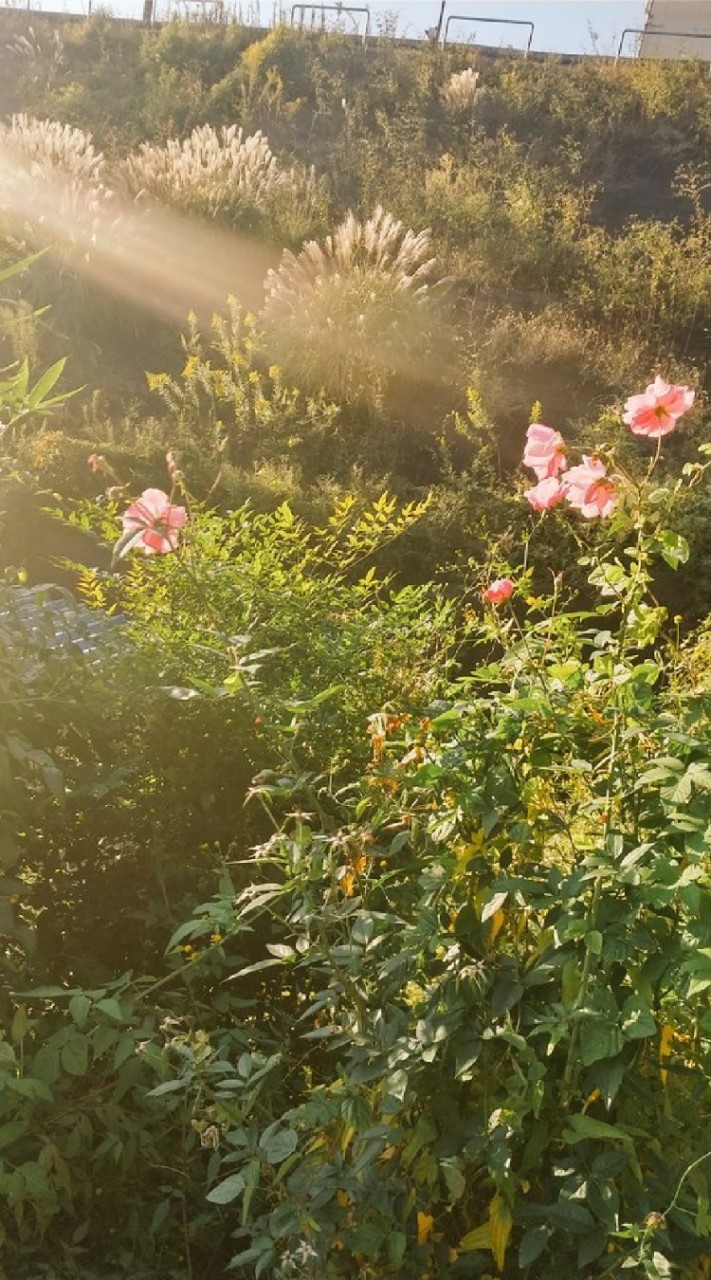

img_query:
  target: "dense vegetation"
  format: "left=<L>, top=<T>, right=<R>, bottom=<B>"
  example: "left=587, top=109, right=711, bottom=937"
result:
left=3, top=14, right=711, bottom=1279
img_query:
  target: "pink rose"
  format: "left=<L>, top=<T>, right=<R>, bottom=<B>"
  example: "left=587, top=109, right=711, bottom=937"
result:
left=522, top=424, right=567, bottom=480
left=564, top=456, right=617, bottom=519
left=525, top=476, right=566, bottom=510
left=484, top=577, right=515, bottom=605
left=121, top=487, right=187, bottom=555
left=623, top=376, right=695, bottom=438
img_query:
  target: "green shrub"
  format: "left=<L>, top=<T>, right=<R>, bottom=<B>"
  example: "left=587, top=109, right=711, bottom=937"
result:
left=144, top=301, right=340, bottom=480
left=126, top=403, right=711, bottom=1280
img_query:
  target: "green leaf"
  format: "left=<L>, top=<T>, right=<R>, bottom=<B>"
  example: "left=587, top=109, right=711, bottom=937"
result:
left=440, top=1159, right=466, bottom=1203
left=69, top=995, right=92, bottom=1030
left=258, top=1126, right=298, bottom=1164
left=589, top=1054, right=626, bottom=1108
left=348, top=1222, right=387, bottom=1255
left=32, top=1045, right=60, bottom=1083
left=0, top=252, right=44, bottom=285
left=584, top=930, right=603, bottom=956
left=146, top=1079, right=189, bottom=1097
left=6, top=1075, right=52, bottom=1100
left=655, top=529, right=689, bottom=570
left=577, top=1229, right=608, bottom=1267
left=580, top=1018, right=623, bottom=1066
left=281, top=684, right=345, bottom=713
left=0, top=1041, right=16, bottom=1067
left=207, top=1173, right=246, bottom=1204
left=16, top=986, right=80, bottom=1000
left=265, top=943, right=295, bottom=959
left=620, top=995, right=656, bottom=1041
left=226, top=958, right=285, bottom=980
left=547, top=1200, right=595, bottom=1234
left=61, top=1035, right=88, bottom=1077
left=386, top=1232, right=407, bottom=1267
left=165, top=919, right=205, bottom=951
left=519, top=1225, right=550, bottom=1266
left=26, top=358, right=66, bottom=409
left=0, top=1121, right=28, bottom=1149
left=688, top=763, right=711, bottom=791
left=562, top=1112, right=644, bottom=1177
left=113, top=1035, right=136, bottom=1070
left=95, top=997, right=124, bottom=1022
left=228, top=1239, right=274, bottom=1269
left=241, top=1157, right=261, bottom=1224
left=11, top=1006, right=29, bottom=1044
left=663, top=771, right=694, bottom=805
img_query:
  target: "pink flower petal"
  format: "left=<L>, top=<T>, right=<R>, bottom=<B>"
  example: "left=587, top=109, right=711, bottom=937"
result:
left=525, top=477, right=565, bottom=510
left=623, top=377, right=695, bottom=439
left=522, top=423, right=567, bottom=480
left=119, top=488, right=187, bottom=555
left=484, top=577, right=515, bottom=604
left=564, top=456, right=617, bottom=519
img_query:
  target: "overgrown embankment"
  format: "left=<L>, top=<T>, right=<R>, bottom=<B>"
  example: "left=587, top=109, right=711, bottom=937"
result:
left=3, top=17, right=711, bottom=603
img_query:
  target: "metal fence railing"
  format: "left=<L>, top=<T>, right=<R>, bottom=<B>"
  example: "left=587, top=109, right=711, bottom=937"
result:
left=440, top=12, right=534, bottom=57
left=1, top=0, right=711, bottom=61
left=290, top=3, right=370, bottom=45
left=616, top=25, right=711, bottom=61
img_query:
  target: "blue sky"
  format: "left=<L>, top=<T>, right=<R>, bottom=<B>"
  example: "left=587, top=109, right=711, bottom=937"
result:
left=75, top=0, right=647, bottom=58
left=368, top=2, right=647, bottom=55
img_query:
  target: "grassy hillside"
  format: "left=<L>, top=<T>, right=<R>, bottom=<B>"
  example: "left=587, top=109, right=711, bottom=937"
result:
left=2, top=17, right=711, bottom=604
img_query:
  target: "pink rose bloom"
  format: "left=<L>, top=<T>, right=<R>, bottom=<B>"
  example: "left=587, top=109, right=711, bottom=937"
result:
left=522, top=424, right=567, bottom=480
left=525, top=476, right=566, bottom=510
left=121, top=487, right=187, bottom=554
left=564, top=456, right=617, bottom=519
left=623, top=376, right=695, bottom=438
left=484, top=577, right=515, bottom=605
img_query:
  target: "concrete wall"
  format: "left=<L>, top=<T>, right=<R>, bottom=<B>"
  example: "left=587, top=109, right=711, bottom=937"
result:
left=641, top=0, right=711, bottom=59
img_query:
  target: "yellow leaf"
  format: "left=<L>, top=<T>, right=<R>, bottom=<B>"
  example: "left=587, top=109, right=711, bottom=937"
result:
left=417, top=1211, right=435, bottom=1246
left=338, top=1123, right=356, bottom=1155
left=336, top=1189, right=349, bottom=1208
left=489, top=1194, right=513, bottom=1272
left=488, top=908, right=505, bottom=944
left=459, top=1223, right=492, bottom=1252
left=660, top=1023, right=674, bottom=1086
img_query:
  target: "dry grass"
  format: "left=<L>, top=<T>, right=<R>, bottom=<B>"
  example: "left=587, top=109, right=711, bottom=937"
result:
left=0, top=113, right=106, bottom=187
left=262, top=205, right=437, bottom=409
left=441, top=68, right=482, bottom=111
left=119, top=123, right=324, bottom=237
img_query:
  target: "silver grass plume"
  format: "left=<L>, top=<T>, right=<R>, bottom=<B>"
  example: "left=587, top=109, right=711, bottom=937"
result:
left=262, top=206, right=437, bottom=409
